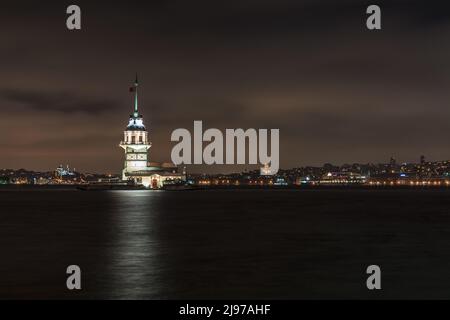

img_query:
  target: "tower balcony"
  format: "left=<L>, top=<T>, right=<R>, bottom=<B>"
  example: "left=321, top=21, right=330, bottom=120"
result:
left=120, top=141, right=149, bottom=145
left=119, top=141, right=152, bottom=150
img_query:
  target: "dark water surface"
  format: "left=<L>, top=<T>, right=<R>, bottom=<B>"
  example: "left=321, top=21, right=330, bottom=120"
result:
left=1, top=188, right=450, bottom=299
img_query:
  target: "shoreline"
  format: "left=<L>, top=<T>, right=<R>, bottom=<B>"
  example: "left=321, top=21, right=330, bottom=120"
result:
left=1, top=184, right=450, bottom=191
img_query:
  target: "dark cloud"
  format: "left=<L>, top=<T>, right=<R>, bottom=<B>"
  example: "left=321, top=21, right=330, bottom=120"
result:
left=0, top=89, right=120, bottom=114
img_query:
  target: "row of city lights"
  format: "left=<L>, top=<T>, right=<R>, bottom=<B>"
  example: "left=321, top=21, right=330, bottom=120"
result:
left=369, top=180, right=450, bottom=186
left=196, top=179, right=450, bottom=186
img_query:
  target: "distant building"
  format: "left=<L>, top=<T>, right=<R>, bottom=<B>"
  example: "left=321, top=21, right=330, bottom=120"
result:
left=319, top=172, right=367, bottom=185
left=390, top=156, right=396, bottom=167
left=119, top=75, right=185, bottom=188
left=260, top=163, right=271, bottom=175
left=56, top=165, right=75, bottom=177
left=420, top=155, right=426, bottom=165
left=0, top=176, right=9, bottom=185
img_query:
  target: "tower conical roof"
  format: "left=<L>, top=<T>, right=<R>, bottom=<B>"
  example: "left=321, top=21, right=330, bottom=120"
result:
left=126, top=74, right=146, bottom=131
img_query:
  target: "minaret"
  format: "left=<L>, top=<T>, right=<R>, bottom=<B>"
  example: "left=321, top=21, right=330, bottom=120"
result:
left=119, top=75, right=151, bottom=181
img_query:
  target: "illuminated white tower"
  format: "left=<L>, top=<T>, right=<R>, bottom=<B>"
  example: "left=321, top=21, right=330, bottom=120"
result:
left=119, top=75, right=151, bottom=181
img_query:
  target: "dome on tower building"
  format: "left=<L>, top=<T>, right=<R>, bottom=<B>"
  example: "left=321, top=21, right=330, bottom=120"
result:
left=126, top=116, right=146, bottom=131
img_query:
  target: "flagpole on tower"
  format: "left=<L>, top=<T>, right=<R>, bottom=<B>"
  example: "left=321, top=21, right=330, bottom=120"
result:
left=134, top=73, right=139, bottom=117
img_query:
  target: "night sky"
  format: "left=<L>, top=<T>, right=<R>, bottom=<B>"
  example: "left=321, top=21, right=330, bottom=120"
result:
left=1, top=0, right=450, bottom=173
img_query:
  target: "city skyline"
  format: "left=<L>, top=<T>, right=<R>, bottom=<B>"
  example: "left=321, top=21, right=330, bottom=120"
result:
left=2, top=1, right=450, bottom=173
left=0, top=153, right=447, bottom=175
left=2, top=154, right=450, bottom=188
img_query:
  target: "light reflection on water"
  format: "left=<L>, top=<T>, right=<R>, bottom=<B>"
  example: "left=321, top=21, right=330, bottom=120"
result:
left=106, top=190, right=165, bottom=299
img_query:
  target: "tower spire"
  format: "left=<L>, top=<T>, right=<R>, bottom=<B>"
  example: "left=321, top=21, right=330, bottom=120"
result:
left=133, top=73, right=139, bottom=117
